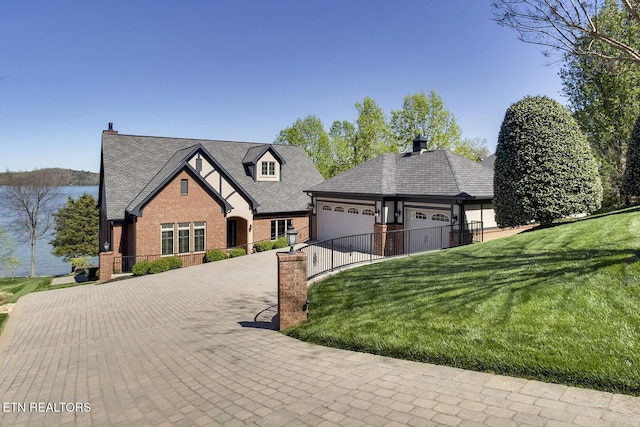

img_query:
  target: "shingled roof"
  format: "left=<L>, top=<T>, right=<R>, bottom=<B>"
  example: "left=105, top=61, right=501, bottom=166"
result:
left=101, top=133, right=323, bottom=221
left=307, top=150, right=494, bottom=199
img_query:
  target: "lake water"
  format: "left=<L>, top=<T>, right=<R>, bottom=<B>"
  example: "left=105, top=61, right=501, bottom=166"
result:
left=0, top=186, right=99, bottom=277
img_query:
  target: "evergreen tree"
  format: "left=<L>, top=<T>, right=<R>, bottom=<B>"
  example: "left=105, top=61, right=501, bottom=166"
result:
left=494, top=96, right=602, bottom=227
left=624, top=116, right=640, bottom=198
left=50, top=193, right=99, bottom=262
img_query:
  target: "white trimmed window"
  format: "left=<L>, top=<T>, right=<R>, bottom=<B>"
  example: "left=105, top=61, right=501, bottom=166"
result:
left=335, top=206, right=344, bottom=213
left=347, top=208, right=358, bottom=214
left=322, top=205, right=332, bottom=211
left=432, top=213, right=450, bottom=222
left=414, top=212, right=427, bottom=220
left=178, top=222, right=190, bottom=254
left=261, top=161, right=276, bottom=176
left=362, top=209, right=375, bottom=216
left=271, top=219, right=293, bottom=240
left=161, top=224, right=174, bottom=255
left=194, top=222, right=206, bottom=252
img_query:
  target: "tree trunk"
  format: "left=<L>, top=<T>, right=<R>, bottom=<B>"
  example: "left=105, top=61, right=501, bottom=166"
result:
left=30, top=230, right=36, bottom=277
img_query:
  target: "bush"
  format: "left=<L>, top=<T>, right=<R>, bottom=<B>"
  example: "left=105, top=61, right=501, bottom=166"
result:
left=229, top=248, right=246, bottom=258
left=254, top=240, right=274, bottom=252
left=273, top=237, right=289, bottom=249
left=71, top=256, right=90, bottom=272
left=205, top=249, right=228, bottom=262
left=166, top=256, right=182, bottom=270
left=0, top=292, right=14, bottom=305
left=494, top=96, right=602, bottom=227
left=131, top=261, right=151, bottom=276
left=149, top=258, right=171, bottom=274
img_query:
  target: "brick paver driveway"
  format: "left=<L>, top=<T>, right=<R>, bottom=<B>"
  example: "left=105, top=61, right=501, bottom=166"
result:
left=0, top=250, right=638, bottom=426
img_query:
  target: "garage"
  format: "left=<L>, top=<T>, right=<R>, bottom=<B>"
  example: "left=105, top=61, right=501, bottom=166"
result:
left=405, top=208, right=452, bottom=252
left=318, top=202, right=375, bottom=244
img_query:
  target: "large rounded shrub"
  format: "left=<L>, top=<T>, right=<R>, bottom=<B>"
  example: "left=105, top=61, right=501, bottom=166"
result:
left=624, top=116, right=640, bottom=198
left=494, top=96, right=602, bottom=227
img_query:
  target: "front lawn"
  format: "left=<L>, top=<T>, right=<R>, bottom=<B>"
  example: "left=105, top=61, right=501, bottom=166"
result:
left=285, top=208, right=640, bottom=395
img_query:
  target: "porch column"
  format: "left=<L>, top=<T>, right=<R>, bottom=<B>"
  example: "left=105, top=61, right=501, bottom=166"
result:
left=277, top=251, right=308, bottom=330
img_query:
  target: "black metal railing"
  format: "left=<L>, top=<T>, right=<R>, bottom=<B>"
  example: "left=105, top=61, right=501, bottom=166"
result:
left=300, top=221, right=482, bottom=279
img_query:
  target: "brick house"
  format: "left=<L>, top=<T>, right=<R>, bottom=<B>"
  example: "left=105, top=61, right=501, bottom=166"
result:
left=98, top=125, right=323, bottom=267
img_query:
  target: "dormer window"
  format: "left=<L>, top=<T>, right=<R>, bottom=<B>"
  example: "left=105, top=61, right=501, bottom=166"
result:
left=261, top=161, right=275, bottom=176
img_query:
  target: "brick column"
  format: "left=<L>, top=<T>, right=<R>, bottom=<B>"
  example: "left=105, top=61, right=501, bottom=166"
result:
left=277, top=251, right=308, bottom=330
left=99, top=251, right=113, bottom=284
left=373, top=224, right=387, bottom=256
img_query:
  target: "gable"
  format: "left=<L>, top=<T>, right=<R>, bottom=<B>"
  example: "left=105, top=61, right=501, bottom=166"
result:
left=100, top=133, right=324, bottom=221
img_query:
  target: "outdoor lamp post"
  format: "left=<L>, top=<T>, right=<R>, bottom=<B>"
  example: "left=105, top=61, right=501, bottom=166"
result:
left=286, top=224, right=298, bottom=254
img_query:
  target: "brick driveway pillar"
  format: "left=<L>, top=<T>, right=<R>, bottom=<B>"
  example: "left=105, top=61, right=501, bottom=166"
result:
left=277, top=251, right=308, bottom=330
left=99, top=251, right=113, bottom=284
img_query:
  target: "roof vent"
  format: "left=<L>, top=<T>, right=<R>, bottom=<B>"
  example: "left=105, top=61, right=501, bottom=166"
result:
left=412, top=134, right=428, bottom=153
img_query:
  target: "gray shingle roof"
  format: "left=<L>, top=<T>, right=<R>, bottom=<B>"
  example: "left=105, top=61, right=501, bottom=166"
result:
left=481, top=153, right=495, bottom=170
left=101, top=133, right=323, bottom=221
left=307, top=150, right=493, bottom=199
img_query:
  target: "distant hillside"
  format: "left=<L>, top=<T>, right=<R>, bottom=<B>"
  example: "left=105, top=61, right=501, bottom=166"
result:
left=0, top=168, right=99, bottom=186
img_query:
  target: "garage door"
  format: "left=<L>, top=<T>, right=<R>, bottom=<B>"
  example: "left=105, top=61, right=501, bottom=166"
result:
left=318, top=203, right=375, bottom=249
left=405, top=208, right=451, bottom=252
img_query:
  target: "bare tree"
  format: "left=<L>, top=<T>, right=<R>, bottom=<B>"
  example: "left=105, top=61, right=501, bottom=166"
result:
left=0, top=170, right=64, bottom=277
left=492, top=0, right=640, bottom=65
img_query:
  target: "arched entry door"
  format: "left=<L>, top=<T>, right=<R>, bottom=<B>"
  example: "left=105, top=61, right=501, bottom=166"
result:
left=227, top=217, right=248, bottom=249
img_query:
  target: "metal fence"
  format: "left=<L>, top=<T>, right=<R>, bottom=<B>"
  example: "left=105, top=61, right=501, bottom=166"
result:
left=300, top=221, right=483, bottom=279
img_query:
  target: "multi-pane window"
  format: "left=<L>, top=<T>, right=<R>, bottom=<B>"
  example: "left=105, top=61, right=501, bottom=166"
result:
left=161, top=224, right=174, bottom=255
left=362, top=209, right=375, bottom=216
left=432, top=213, right=450, bottom=222
left=270, top=219, right=293, bottom=240
left=181, top=179, right=188, bottom=195
left=261, top=161, right=275, bottom=176
left=178, top=223, right=190, bottom=254
left=194, top=222, right=206, bottom=252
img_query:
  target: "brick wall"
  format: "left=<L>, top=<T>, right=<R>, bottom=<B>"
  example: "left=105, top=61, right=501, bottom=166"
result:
left=253, top=215, right=310, bottom=243
left=135, top=170, right=227, bottom=256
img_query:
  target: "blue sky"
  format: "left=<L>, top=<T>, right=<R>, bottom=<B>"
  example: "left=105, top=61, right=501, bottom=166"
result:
left=0, top=1, right=565, bottom=173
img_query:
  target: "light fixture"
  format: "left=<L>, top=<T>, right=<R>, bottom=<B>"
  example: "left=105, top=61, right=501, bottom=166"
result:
left=286, top=224, right=298, bottom=254
left=249, top=224, right=252, bottom=232
left=452, top=214, right=458, bottom=224
left=395, top=210, right=401, bottom=218
left=103, top=241, right=109, bottom=252
left=374, top=209, right=380, bottom=217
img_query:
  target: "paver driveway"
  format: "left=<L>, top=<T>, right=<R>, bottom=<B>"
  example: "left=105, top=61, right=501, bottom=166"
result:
left=0, top=250, right=639, bottom=426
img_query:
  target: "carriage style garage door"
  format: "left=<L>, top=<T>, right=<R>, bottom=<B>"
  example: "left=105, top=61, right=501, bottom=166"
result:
left=405, top=208, right=451, bottom=252
left=318, top=202, right=375, bottom=241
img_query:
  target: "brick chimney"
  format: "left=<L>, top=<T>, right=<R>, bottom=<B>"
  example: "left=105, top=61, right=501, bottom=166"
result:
left=103, top=122, right=118, bottom=135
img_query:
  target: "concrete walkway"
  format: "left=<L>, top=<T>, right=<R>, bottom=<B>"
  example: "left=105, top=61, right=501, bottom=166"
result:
left=0, top=250, right=638, bottom=426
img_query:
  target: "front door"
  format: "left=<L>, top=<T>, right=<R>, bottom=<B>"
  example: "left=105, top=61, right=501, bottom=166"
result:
left=227, top=219, right=237, bottom=248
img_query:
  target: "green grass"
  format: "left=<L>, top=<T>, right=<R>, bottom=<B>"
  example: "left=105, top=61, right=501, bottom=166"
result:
left=285, top=207, right=640, bottom=395
left=0, top=277, right=93, bottom=333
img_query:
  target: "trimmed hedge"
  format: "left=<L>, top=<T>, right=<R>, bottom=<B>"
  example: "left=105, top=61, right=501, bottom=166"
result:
left=273, top=237, right=289, bottom=249
left=254, top=240, right=275, bottom=252
left=132, top=260, right=151, bottom=276
left=229, top=248, right=246, bottom=258
left=205, top=249, right=228, bottom=262
left=149, top=258, right=171, bottom=274
left=166, top=256, right=183, bottom=270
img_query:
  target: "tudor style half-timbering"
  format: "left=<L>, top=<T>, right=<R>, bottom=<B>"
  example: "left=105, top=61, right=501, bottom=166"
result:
left=98, top=125, right=323, bottom=266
